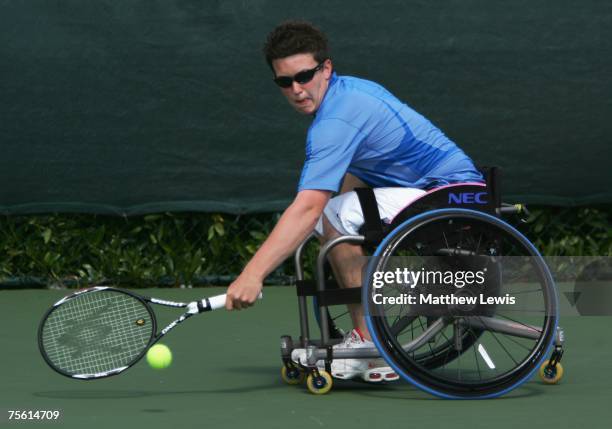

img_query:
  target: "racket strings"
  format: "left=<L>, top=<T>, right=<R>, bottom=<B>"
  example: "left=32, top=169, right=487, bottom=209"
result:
left=41, top=291, right=154, bottom=376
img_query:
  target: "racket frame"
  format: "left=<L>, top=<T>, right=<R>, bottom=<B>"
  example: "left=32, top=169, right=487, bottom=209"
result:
left=38, top=286, right=215, bottom=380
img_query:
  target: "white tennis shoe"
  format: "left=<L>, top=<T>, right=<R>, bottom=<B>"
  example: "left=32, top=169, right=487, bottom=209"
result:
left=291, top=328, right=399, bottom=382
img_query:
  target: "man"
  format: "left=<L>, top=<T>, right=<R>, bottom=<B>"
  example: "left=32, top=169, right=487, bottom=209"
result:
left=225, top=21, right=483, bottom=380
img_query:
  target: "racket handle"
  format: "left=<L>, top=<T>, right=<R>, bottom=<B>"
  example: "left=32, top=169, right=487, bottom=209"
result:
left=207, top=294, right=228, bottom=310
left=195, top=292, right=263, bottom=312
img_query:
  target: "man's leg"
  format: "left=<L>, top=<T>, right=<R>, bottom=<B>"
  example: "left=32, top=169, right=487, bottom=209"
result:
left=318, top=209, right=399, bottom=381
left=319, top=173, right=371, bottom=338
left=317, top=179, right=426, bottom=340
left=320, top=215, right=370, bottom=339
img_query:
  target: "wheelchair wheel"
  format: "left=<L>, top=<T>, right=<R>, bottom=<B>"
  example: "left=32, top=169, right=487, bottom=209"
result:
left=364, top=208, right=558, bottom=399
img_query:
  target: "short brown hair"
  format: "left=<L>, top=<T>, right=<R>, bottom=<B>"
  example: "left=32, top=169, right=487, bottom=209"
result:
left=263, top=20, right=329, bottom=71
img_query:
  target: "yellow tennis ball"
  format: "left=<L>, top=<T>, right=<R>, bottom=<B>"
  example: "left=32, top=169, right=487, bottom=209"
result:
left=146, top=344, right=172, bottom=370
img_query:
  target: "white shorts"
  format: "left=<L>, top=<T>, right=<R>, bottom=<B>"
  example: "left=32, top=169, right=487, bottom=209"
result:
left=315, top=187, right=427, bottom=236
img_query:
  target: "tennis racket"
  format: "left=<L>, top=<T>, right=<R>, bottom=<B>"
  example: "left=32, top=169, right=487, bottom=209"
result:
left=38, top=286, right=261, bottom=379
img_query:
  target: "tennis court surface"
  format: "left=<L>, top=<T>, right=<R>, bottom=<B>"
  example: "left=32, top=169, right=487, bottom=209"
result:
left=1, top=287, right=610, bottom=429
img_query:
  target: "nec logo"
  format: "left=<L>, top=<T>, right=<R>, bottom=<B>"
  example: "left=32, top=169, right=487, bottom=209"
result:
left=448, top=192, right=488, bottom=205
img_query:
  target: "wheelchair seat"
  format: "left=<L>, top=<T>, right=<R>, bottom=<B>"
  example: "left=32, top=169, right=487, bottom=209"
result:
left=356, top=166, right=501, bottom=247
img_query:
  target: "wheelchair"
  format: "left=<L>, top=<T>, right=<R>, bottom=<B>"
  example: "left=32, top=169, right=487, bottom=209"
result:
left=280, top=167, right=565, bottom=398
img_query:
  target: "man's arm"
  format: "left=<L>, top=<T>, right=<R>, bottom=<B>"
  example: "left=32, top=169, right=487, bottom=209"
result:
left=225, top=189, right=331, bottom=310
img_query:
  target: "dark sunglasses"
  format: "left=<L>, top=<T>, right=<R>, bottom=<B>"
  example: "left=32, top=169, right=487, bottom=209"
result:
left=273, top=61, right=326, bottom=88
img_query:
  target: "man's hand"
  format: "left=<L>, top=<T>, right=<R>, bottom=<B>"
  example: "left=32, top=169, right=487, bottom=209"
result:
left=225, top=272, right=263, bottom=310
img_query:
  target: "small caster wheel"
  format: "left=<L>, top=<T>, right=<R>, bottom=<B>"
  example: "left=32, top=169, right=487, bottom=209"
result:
left=539, top=360, right=564, bottom=384
left=281, top=366, right=305, bottom=385
left=306, top=370, right=333, bottom=395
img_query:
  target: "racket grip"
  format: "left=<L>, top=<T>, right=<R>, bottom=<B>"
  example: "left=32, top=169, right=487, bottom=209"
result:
left=207, top=294, right=227, bottom=310
left=203, top=292, right=264, bottom=311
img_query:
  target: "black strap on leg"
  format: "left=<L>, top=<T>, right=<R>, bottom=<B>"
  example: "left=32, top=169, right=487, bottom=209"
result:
left=296, top=280, right=317, bottom=297
left=296, top=280, right=362, bottom=305
left=317, top=288, right=362, bottom=306
left=296, top=279, right=339, bottom=296
left=354, top=187, right=386, bottom=245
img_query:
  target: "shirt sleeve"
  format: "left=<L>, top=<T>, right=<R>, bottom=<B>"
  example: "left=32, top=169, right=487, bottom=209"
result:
left=297, top=118, right=365, bottom=193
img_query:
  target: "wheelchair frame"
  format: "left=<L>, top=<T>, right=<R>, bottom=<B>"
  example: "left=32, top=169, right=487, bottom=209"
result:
left=281, top=167, right=565, bottom=398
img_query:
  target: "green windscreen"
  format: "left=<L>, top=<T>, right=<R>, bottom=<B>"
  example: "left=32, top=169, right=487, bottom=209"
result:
left=1, top=0, right=610, bottom=214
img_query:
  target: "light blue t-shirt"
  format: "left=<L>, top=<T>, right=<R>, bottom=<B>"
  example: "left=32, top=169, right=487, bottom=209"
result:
left=298, top=73, right=482, bottom=192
